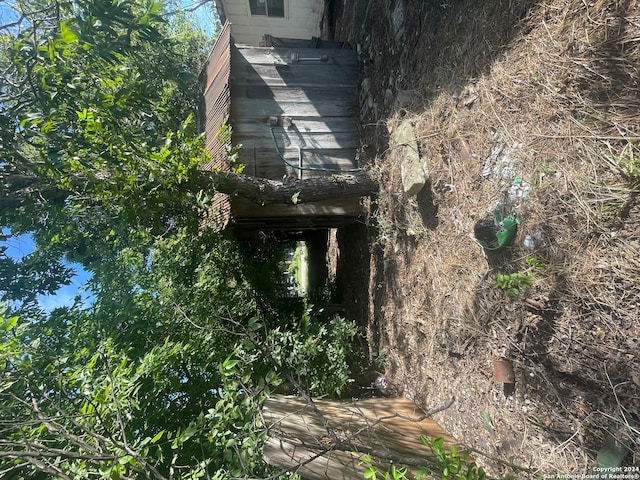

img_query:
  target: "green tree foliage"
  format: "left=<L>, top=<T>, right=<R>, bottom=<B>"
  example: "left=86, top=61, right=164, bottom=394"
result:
left=0, top=1, right=359, bottom=478
left=1, top=0, right=213, bottom=311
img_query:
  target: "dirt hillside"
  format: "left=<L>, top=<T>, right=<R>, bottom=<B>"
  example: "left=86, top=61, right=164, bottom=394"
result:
left=329, top=0, right=640, bottom=475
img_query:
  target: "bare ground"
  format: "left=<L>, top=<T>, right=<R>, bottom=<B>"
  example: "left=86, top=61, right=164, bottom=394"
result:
left=328, top=0, right=640, bottom=476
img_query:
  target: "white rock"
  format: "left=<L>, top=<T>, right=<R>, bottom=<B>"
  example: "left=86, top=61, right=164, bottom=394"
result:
left=392, top=120, right=427, bottom=197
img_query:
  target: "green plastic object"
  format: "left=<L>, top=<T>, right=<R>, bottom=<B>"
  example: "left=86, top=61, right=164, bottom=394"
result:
left=491, top=209, right=519, bottom=251
left=596, top=432, right=630, bottom=468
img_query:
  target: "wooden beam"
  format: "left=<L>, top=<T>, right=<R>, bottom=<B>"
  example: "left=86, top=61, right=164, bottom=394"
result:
left=262, top=395, right=455, bottom=480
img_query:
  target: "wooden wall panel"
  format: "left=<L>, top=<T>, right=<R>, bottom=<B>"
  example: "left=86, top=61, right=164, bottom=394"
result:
left=237, top=47, right=359, bottom=66
left=231, top=98, right=357, bottom=118
left=237, top=131, right=359, bottom=150
left=232, top=117, right=359, bottom=135
left=200, top=39, right=363, bottom=229
left=231, top=63, right=358, bottom=89
left=237, top=147, right=358, bottom=180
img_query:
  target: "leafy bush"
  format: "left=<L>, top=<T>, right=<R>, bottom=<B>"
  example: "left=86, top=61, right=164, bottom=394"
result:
left=417, top=437, right=488, bottom=480
left=267, top=312, right=358, bottom=397
left=492, top=271, right=535, bottom=297
left=361, top=436, right=493, bottom=480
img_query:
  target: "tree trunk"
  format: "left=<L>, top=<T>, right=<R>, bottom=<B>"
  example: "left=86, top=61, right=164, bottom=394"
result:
left=206, top=170, right=378, bottom=205
left=1, top=170, right=378, bottom=214
left=0, top=173, right=74, bottom=211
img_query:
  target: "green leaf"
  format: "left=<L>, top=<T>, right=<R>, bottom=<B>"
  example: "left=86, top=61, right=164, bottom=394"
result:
left=248, top=317, right=262, bottom=332
left=47, top=38, right=56, bottom=61
left=149, top=430, right=164, bottom=444
left=80, top=400, right=95, bottom=415
left=1, top=315, right=18, bottom=332
left=291, top=191, right=301, bottom=204
left=364, top=467, right=376, bottom=479
left=148, top=0, right=164, bottom=16
left=432, top=437, right=444, bottom=451
left=40, top=120, right=56, bottom=133
left=222, top=357, right=239, bottom=371
left=60, top=21, right=79, bottom=43
left=180, top=425, right=198, bottom=443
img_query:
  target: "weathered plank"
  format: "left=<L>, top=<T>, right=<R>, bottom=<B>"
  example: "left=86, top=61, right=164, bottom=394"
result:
left=238, top=147, right=358, bottom=179
left=235, top=47, right=359, bottom=66
left=231, top=64, right=358, bottom=88
left=231, top=117, right=359, bottom=135
left=263, top=437, right=364, bottom=480
left=262, top=395, right=455, bottom=480
left=217, top=199, right=359, bottom=230
left=232, top=199, right=361, bottom=217
left=231, top=98, right=358, bottom=118
left=230, top=213, right=362, bottom=230
left=232, top=84, right=356, bottom=103
left=235, top=131, right=359, bottom=150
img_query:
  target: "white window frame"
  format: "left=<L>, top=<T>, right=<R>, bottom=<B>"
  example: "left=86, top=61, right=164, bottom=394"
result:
left=248, top=0, right=286, bottom=18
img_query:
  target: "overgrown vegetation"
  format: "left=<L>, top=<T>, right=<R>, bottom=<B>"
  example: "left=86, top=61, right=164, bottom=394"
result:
left=0, top=1, right=360, bottom=478
left=492, top=256, right=546, bottom=297
left=0, top=229, right=359, bottom=478
left=492, top=271, right=535, bottom=297
left=361, top=436, right=492, bottom=480
left=338, top=0, right=640, bottom=474
left=604, top=141, right=640, bottom=185
left=286, top=242, right=307, bottom=295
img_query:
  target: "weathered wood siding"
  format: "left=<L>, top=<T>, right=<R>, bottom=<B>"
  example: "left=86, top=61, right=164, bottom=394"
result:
left=228, top=44, right=362, bottom=228
left=199, top=21, right=233, bottom=229
left=230, top=46, right=359, bottom=175
left=200, top=21, right=232, bottom=171
left=219, top=0, right=323, bottom=46
left=200, top=25, right=363, bottom=230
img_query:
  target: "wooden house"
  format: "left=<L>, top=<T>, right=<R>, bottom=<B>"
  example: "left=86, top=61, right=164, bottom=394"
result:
left=199, top=20, right=362, bottom=232
left=213, top=0, right=327, bottom=47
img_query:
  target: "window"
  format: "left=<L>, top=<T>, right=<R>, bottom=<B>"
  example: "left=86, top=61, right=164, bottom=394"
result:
left=249, top=0, right=285, bottom=17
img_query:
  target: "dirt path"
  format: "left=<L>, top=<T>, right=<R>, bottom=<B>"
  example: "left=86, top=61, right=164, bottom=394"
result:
left=330, top=0, right=640, bottom=476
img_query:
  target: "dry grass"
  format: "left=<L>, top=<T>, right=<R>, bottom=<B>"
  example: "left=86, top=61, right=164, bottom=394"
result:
left=336, top=0, right=640, bottom=475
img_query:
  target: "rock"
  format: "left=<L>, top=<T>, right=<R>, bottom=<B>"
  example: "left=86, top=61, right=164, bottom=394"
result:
left=523, top=229, right=543, bottom=250
left=373, top=375, right=400, bottom=397
left=394, top=89, right=418, bottom=109
left=392, top=119, right=427, bottom=197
